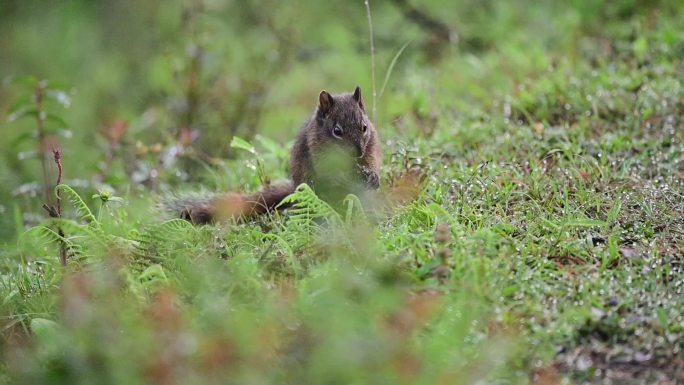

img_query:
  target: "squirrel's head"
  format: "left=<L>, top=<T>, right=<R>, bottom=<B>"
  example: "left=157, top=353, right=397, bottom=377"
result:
left=314, top=86, right=374, bottom=158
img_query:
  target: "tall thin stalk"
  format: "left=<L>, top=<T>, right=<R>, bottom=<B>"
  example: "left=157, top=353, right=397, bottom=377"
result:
left=53, top=149, right=67, bottom=267
left=364, top=0, right=377, bottom=127
left=41, top=148, right=66, bottom=266
left=34, top=80, right=51, bottom=206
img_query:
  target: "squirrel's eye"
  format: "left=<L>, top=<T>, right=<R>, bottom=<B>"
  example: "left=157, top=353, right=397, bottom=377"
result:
left=332, top=125, right=343, bottom=138
left=362, top=124, right=368, bottom=134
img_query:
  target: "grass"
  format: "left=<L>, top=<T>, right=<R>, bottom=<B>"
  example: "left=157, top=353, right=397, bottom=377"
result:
left=1, top=1, right=683, bottom=384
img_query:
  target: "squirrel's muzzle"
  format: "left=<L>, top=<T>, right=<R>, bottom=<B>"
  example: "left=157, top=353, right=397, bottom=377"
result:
left=355, top=143, right=365, bottom=158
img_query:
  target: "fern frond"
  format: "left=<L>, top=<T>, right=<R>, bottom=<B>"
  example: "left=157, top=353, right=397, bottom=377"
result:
left=20, top=226, right=68, bottom=248
left=19, top=225, right=81, bottom=259
left=145, top=219, right=198, bottom=242
left=279, top=184, right=341, bottom=226
left=48, top=218, right=108, bottom=247
left=133, top=219, right=200, bottom=264
left=56, top=184, right=99, bottom=227
left=261, top=233, right=298, bottom=270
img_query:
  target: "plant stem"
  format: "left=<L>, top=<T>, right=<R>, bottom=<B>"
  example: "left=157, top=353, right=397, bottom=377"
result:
left=35, top=80, right=51, bottom=207
left=364, top=0, right=377, bottom=127
left=53, top=149, right=67, bottom=267
left=98, top=200, right=103, bottom=223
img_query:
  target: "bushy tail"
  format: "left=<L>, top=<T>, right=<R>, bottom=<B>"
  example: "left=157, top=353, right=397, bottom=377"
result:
left=163, top=181, right=295, bottom=224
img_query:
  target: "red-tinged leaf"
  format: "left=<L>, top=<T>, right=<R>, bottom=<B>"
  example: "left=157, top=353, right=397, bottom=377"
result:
left=178, top=127, right=198, bottom=147
left=99, top=121, right=128, bottom=144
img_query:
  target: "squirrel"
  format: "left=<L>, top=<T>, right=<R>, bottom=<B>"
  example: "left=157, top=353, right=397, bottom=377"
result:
left=166, top=86, right=381, bottom=224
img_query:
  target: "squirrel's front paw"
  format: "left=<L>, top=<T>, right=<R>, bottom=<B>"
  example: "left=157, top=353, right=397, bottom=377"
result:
left=358, top=166, right=380, bottom=189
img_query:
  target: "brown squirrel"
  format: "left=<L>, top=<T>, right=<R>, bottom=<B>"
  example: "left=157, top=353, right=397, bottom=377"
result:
left=167, top=86, right=381, bottom=224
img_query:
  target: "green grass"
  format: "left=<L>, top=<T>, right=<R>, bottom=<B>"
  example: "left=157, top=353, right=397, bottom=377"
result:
left=1, top=1, right=683, bottom=384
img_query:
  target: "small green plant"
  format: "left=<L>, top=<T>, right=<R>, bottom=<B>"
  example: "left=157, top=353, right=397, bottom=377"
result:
left=92, top=189, right=124, bottom=222
left=6, top=77, right=71, bottom=209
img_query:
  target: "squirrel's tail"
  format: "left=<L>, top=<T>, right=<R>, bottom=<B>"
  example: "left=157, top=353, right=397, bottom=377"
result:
left=164, top=181, right=295, bottom=224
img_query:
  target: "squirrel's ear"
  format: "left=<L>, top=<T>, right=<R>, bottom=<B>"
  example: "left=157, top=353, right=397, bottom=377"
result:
left=318, top=90, right=334, bottom=115
left=353, top=86, right=364, bottom=111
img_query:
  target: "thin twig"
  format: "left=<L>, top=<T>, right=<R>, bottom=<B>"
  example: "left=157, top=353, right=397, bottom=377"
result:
left=364, top=0, right=377, bottom=127
left=53, top=149, right=63, bottom=217
left=53, top=148, right=67, bottom=267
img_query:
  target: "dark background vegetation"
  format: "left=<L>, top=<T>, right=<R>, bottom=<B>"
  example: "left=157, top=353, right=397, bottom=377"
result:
left=0, top=0, right=683, bottom=384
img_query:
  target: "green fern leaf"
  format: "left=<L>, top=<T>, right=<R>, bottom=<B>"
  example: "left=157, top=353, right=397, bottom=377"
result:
left=133, top=219, right=199, bottom=263
left=19, top=225, right=81, bottom=259
left=20, top=226, right=67, bottom=248
left=56, top=184, right=99, bottom=227
left=48, top=218, right=108, bottom=247
left=279, top=184, right=341, bottom=225
left=150, top=219, right=197, bottom=241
